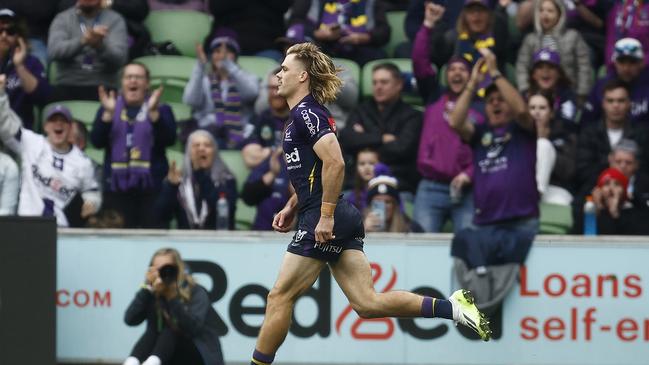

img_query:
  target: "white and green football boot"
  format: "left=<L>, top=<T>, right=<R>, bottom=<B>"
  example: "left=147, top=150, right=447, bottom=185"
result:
left=448, top=289, right=492, bottom=341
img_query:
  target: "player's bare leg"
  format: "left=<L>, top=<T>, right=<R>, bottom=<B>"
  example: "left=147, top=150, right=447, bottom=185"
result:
left=329, top=249, right=491, bottom=339
left=251, top=253, right=326, bottom=364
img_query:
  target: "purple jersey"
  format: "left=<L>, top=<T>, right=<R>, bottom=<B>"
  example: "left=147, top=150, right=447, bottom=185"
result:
left=470, top=122, right=539, bottom=225
left=283, top=94, right=337, bottom=212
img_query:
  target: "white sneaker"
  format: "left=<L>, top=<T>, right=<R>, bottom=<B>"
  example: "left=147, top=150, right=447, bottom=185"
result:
left=448, top=289, right=492, bottom=341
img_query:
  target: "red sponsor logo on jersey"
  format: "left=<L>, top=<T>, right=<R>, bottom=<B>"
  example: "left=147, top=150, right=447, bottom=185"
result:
left=328, top=117, right=337, bottom=133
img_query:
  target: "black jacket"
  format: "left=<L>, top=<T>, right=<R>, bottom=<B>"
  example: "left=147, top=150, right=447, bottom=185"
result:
left=339, top=98, right=422, bottom=192
left=124, top=284, right=225, bottom=365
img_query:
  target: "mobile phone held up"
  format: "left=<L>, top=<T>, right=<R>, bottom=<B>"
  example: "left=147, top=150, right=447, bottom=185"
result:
left=371, top=200, right=386, bottom=231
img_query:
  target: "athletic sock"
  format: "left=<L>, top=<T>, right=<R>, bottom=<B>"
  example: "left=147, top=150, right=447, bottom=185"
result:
left=420, top=297, right=453, bottom=320
left=251, top=349, right=275, bottom=365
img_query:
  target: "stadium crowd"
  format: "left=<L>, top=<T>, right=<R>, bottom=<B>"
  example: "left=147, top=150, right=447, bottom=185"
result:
left=0, top=0, right=647, bottom=237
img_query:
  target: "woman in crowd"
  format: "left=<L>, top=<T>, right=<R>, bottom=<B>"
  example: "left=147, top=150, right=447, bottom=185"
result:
left=154, top=130, right=237, bottom=230
left=516, top=0, right=592, bottom=101
left=525, top=48, right=580, bottom=132
left=344, top=148, right=380, bottom=212
left=123, top=247, right=224, bottom=365
left=183, top=30, right=259, bottom=149
left=363, top=175, right=423, bottom=233
left=528, top=90, right=576, bottom=206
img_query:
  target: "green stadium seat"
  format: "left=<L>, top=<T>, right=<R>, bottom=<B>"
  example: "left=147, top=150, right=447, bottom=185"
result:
left=144, top=10, right=212, bottom=58
left=385, top=11, right=407, bottom=57
left=539, top=202, right=573, bottom=234
left=237, top=56, right=279, bottom=83
left=44, top=100, right=100, bottom=128
left=220, top=149, right=249, bottom=192
left=48, top=61, right=59, bottom=85
left=84, top=146, right=105, bottom=165
left=333, top=57, right=361, bottom=87
left=135, top=55, right=196, bottom=104
left=361, top=58, right=422, bottom=106
left=235, top=199, right=256, bottom=230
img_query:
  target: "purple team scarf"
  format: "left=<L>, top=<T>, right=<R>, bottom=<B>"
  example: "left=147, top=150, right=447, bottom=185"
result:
left=456, top=32, right=496, bottom=97
left=320, top=0, right=368, bottom=34
left=109, top=96, right=154, bottom=191
left=210, top=73, right=244, bottom=148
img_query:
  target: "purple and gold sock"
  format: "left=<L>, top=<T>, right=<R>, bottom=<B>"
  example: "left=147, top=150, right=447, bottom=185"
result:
left=251, top=349, right=275, bottom=365
left=421, top=297, right=453, bottom=320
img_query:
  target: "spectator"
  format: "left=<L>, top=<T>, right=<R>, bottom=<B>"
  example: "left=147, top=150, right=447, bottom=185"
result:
left=573, top=79, right=649, bottom=233
left=0, top=9, right=50, bottom=131
left=241, top=147, right=291, bottom=231
left=363, top=175, right=423, bottom=233
left=243, top=69, right=288, bottom=169
left=109, top=0, right=151, bottom=60
left=183, top=31, right=259, bottom=150
left=525, top=48, right=580, bottom=132
left=90, top=62, right=177, bottom=228
left=415, top=0, right=509, bottom=72
left=449, top=48, right=538, bottom=229
left=343, top=148, right=379, bottom=212
left=0, top=145, right=19, bottom=215
left=48, top=0, right=128, bottom=101
left=411, top=3, right=484, bottom=233
left=148, top=0, right=209, bottom=12
left=592, top=165, right=649, bottom=235
left=288, top=0, right=390, bottom=65
left=208, top=0, right=291, bottom=61
left=516, top=0, right=611, bottom=67
left=605, top=0, right=649, bottom=68
left=449, top=49, right=538, bottom=313
left=272, top=25, right=360, bottom=129
left=515, top=0, right=592, bottom=100
left=154, top=130, right=237, bottom=230
left=583, top=38, right=649, bottom=126
left=0, top=81, right=101, bottom=226
left=529, top=91, right=576, bottom=205
left=1, top=1, right=61, bottom=65
left=123, top=247, right=224, bottom=365
left=339, top=62, right=422, bottom=198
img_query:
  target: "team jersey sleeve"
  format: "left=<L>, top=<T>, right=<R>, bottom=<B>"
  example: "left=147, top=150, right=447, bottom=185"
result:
left=292, top=105, right=335, bottom=144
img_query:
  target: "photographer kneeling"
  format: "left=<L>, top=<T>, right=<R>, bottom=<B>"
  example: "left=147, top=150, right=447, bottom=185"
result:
left=123, top=248, right=224, bottom=365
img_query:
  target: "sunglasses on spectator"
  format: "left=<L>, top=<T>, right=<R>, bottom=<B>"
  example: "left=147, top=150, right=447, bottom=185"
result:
left=0, top=27, right=16, bottom=36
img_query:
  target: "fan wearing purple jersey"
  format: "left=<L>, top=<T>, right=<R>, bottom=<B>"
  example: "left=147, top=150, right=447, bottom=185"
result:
left=248, top=43, right=491, bottom=365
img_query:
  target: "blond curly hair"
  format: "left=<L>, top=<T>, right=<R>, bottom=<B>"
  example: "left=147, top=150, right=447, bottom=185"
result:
left=286, top=43, right=343, bottom=105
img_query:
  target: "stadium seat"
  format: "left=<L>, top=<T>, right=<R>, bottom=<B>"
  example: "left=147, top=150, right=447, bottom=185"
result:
left=235, top=199, right=256, bottom=230
left=219, top=150, right=249, bottom=192
left=333, top=57, right=361, bottom=88
left=48, top=61, right=59, bottom=85
left=361, top=58, right=422, bottom=106
left=143, top=10, right=212, bottom=58
left=539, top=202, right=573, bottom=234
left=84, top=146, right=105, bottom=165
left=237, top=56, right=279, bottom=83
left=44, top=100, right=100, bottom=128
left=385, top=11, right=407, bottom=57
left=135, top=55, right=196, bottom=104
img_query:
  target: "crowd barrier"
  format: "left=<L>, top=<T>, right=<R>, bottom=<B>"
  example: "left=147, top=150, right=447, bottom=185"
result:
left=56, top=229, right=649, bottom=365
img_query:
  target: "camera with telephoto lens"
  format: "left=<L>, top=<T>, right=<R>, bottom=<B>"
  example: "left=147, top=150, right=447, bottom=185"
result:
left=158, top=264, right=179, bottom=285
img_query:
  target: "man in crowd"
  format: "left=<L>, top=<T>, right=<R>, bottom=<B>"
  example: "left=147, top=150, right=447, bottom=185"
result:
left=339, top=62, right=422, bottom=199
left=48, top=0, right=127, bottom=101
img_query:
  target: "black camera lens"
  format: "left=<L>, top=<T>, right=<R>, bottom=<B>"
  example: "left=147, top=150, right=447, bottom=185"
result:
left=158, top=264, right=179, bottom=284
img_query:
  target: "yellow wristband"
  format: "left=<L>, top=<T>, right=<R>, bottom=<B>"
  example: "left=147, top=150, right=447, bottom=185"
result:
left=321, top=202, right=336, bottom=217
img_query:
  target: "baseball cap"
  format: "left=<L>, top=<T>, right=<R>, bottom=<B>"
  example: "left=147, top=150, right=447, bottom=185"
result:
left=533, top=48, right=561, bottom=67
left=464, top=0, right=490, bottom=8
left=44, top=104, right=73, bottom=123
left=276, top=24, right=312, bottom=47
left=0, top=9, right=16, bottom=19
left=613, top=38, right=644, bottom=62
